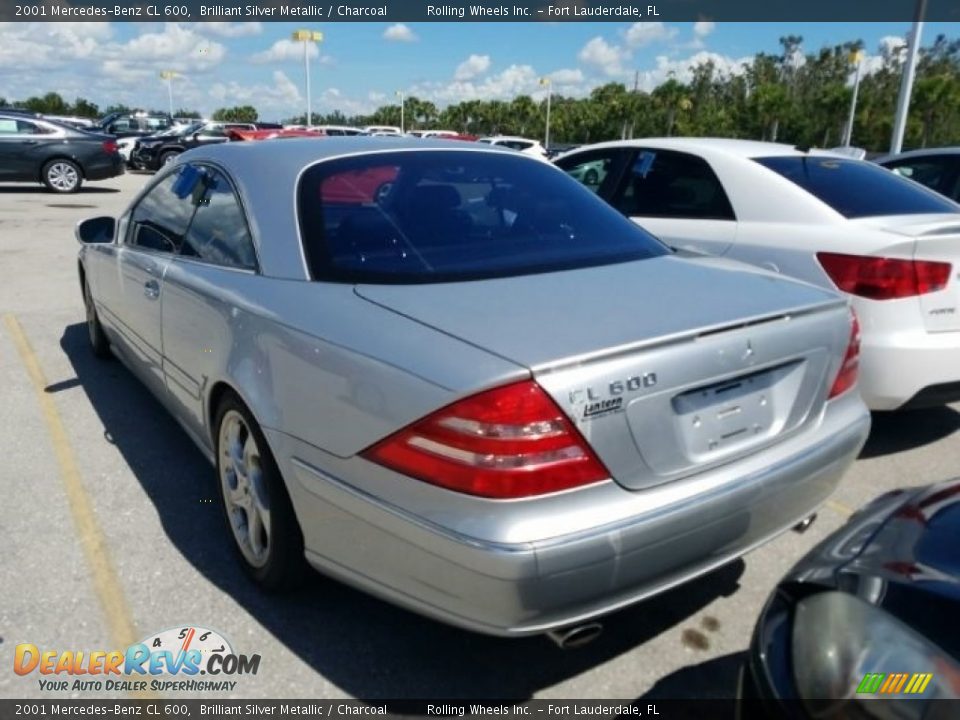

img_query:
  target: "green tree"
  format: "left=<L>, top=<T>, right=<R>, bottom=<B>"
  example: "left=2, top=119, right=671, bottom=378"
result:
left=70, top=98, right=100, bottom=119
left=211, top=105, right=258, bottom=122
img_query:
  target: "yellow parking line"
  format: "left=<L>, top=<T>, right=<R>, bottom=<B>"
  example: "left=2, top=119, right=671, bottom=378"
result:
left=4, top=314, right=154, bottom=698
left=826, top=498, right=854, bottom=518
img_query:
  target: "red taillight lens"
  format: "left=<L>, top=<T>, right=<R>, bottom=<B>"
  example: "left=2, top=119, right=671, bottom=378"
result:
left=828, top=312, right=861, bottom=399
left=102, top=140, right=118, bottom=154
left=817, top=252, right=951, bottom=300
left=361, top=380, right=610, bottom=499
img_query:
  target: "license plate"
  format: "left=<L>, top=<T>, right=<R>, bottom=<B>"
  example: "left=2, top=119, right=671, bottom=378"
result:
left=672, top=367, right=781, bottom=459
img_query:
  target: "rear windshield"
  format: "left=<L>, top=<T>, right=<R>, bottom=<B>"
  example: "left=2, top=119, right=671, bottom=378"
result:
left=754, top=155, right=958, bottom=218
left=298, top=150, right=668, bottom=283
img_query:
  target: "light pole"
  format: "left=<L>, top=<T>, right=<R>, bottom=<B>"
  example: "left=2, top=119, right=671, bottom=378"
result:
left=396, top=90, right=405, bottom=133
left=539, top=77, right=552, bottom=150
left=291, top=29, right=323, bottom=126
left=890, top=0, right=927, bottom=154
left=843, top=49, right=864, bottom=147
left=159, top=71, right=177, bottom=117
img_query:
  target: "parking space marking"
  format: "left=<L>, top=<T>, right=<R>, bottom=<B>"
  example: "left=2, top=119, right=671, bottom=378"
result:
left=3, top=313, right=155, bottom=698
left=826, top=498, right=854, bottom=518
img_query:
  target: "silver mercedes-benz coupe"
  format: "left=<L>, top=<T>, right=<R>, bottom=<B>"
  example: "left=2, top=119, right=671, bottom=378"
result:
left=76, top=138, right=870, bottom=642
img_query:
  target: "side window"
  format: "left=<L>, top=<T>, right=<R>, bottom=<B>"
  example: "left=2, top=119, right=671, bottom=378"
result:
left=613, top=149, right=736, bottom=220
left=111, top=118, right=134, bottom=133
left=202, top=125, right=226, bottom=138
left=180, top=167, right=257, bottom=270
left=127, top=168, right=197, bottom=254
left=556, top=151, right=621, bottom=193
left=0, top=118, right=18, bottom=135
left=887, top=157, right=952, bottom=195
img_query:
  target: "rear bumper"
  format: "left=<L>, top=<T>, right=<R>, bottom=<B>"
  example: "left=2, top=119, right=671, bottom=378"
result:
left=271, top=395, right=869, bottom=636
left=130, top=147, right=160, bottom=170
left=860, top=328, right=960, bottom=410
left=85, top=154, right=125, bottom=181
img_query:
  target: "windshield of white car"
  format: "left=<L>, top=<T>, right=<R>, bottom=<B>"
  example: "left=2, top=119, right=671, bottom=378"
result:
left=298, top=150, right=669, bottom=283
left=754, top=155, right=959, bottom=218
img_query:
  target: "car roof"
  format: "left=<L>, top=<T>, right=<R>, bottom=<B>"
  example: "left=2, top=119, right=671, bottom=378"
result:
left=486, top=136, right=540, bottom=143
left=560, top=137, right=826, bottom=160
left=874, top=147, right=960, bottom=163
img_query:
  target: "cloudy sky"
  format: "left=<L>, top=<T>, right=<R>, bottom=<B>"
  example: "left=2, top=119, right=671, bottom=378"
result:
left=0, top=21, right=956, bottom=119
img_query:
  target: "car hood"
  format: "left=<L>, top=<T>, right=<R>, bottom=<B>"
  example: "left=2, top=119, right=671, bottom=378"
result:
left=355, top=254, right=844, bottom=371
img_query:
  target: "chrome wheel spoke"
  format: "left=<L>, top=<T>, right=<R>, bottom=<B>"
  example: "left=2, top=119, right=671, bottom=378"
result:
left=218, top=409, right=271, bottom=569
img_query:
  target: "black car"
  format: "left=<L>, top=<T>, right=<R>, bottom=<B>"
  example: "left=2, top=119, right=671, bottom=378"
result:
left=94, top=112, right=174, bottom=139
left=742, top=479, right=960, bottom=717
left=129, top=121, right=259, bottom=171
left=0, top=111, right=124, bottom=192
left=875, top=149, right=960, bottom=204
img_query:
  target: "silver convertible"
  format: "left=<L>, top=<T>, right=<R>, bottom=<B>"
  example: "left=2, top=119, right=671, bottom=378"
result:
left=76, top=138, right=870, bottom=644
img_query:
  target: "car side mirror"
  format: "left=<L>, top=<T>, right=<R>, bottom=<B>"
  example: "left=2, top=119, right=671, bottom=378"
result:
left=192, top=133, right=200, bottom=141
left=75, top=216, right=115, bottom=244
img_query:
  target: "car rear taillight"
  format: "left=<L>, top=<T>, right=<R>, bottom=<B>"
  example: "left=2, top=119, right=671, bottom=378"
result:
left=817, top=252, right=951, bottom=300
left=361, top=380, right=610, bottom=499
left=102, top=140, right=118, bottom=154
left=828, top=311, right=860, bottom=399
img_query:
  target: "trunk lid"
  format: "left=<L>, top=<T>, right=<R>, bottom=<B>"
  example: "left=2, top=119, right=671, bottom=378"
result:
left=357, top=255, right=851, bottom=490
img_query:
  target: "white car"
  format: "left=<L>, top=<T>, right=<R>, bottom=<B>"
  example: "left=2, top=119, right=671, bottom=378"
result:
left=116, top=137, right=137, bottom=164
left=556, top=138, right=960, bottom=411
left=478, top=136, right=550, bottom=161
left=362, top=125, right=402, bottom=136
left=311, top=124, right=366, bottom=136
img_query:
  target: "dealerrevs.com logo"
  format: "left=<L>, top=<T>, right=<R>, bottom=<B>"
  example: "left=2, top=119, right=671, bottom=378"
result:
left=14, top=626, right=261, bottom=693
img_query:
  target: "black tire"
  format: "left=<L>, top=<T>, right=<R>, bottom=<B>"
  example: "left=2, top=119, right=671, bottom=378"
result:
left=42, top=159, right=82, bottom=193
left=83, top=278, right=111, bottom=360
left=214, top=393, right=305, bottom=592
left=158, top=150, right=180, bottom=168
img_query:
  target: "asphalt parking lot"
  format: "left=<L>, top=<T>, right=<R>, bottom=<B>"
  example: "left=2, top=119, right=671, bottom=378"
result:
left=1, top=171, right=959, bottom=701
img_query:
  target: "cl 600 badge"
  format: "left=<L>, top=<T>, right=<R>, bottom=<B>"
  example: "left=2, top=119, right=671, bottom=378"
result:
left=570, top=373, right=658, bottom=419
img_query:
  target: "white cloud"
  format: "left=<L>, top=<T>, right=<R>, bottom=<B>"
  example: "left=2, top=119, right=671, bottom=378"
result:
left=208, top=70, right=301, bottom=114
left=578, top=37, right=630, bottom=77
left=251, top=38, right=331, bottom=64
left=635, top=51, right=751, bottom=92
left=383, top=23, right=418, bottom=42
left=693, top=21, right=716, bottom=39
left=454, top=54, right=491, bottom=80
left=204, top=22, right=262, bottom=38
left=624, top=22, right=677, bottom=48
left=548, top=68, right=584, bottom=85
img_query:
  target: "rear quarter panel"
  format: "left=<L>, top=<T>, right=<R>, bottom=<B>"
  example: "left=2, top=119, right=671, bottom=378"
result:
left=159, top=266, right=526, bottom=459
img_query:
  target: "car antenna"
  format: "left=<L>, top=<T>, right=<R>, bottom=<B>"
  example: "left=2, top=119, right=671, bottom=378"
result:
left=795, top=144, right=812, bottom=153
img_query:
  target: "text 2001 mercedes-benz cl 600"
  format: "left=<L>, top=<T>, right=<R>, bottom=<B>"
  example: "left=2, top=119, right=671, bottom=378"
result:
left=76, top=138, right=870, bottom=642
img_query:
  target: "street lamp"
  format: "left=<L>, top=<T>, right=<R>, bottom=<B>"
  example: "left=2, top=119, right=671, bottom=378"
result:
left=291, top=29, right=323, bottom=126
left=539, top=77, right=552, bottom=150
left=890, top=0, right=927, bottom=154
left=396, top=90, right=405, bottom=133
left=159, top=70, right=177, bottom=117
left=843, top=49, right=864, bottom=147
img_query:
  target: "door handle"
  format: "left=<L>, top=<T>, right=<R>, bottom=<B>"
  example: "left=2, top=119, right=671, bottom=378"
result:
left=144, top=279, right=160, bottom=300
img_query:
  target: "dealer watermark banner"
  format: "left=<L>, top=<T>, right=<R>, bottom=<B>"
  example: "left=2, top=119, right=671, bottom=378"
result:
left=1, top=0, right=959, bottom=23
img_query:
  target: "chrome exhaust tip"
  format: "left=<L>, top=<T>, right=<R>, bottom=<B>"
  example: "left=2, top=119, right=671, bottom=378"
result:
left=793, top=513, right=817, bottom=534
left=546, top=622, right=603, bottom=649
